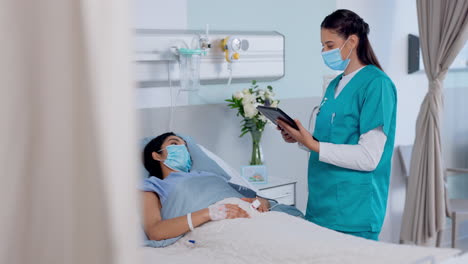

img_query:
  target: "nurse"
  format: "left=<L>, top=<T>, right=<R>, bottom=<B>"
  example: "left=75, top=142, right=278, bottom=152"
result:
left=276, top=9, right=397, bottom=240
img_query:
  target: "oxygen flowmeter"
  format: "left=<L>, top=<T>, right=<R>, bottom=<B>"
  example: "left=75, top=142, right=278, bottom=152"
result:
left=222, top=36, right=249, bottom=85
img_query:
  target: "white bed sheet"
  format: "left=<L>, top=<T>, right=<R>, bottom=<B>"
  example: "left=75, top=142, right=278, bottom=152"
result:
left=140, top=198, right=460, bottom=264
left=440, top=251, right=468, bottom=264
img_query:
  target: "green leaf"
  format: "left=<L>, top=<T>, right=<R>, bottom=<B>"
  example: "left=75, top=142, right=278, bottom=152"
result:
left=252, top=80, right=257, bottom=85
left=240, top=130, right=249, bottom=137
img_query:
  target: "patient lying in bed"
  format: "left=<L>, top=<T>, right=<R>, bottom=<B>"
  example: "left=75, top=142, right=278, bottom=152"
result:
left=139, top=133, right=461, bottom=263
left=140, top=132, right=303, bottom=248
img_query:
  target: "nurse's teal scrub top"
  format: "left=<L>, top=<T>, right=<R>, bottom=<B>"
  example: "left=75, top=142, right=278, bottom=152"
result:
left=305, top=65, right=397, bottom=235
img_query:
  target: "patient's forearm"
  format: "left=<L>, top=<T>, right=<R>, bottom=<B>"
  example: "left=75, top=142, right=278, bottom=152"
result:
left=146, top=208, right=210, bottom=241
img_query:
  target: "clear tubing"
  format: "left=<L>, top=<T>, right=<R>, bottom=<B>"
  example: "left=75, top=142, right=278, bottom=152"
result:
left=168, top=62, right=174, bottom=131
left=227, top=63, right=233, bottom=86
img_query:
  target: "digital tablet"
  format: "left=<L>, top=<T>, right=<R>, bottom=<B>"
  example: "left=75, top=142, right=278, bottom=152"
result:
left=256, top=105, right=299, bottom=130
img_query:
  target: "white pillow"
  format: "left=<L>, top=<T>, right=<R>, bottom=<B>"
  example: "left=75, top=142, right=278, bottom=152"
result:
left=197, top=144, right=259, bottom=193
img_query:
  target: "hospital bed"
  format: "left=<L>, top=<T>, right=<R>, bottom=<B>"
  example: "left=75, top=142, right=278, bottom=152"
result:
left=139, top=136, right=463, bottom=264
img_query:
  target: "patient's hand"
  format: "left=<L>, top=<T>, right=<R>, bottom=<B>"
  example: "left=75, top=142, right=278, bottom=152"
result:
left=209, top=204, right=250, bottom=220
left=241, top=197, right=270, bottom=212
left=225, top=204, right=250, bottom=219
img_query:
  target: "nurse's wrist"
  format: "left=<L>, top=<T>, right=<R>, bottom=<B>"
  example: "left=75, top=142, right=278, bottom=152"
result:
left=304, top=138, right=320, bottom=153
left=313, top=141, right=320, bottom=153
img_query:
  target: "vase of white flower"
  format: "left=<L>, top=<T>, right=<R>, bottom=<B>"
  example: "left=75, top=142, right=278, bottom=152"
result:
left=226, top=80, right=279, bottom=165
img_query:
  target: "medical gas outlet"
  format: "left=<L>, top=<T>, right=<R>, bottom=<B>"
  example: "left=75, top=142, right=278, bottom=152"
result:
left=222, top=36, right=249, bottom=85
left=222, top=36, right=249, bottom=62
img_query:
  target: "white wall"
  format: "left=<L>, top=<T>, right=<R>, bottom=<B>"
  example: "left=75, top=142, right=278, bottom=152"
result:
left=134, top=0, right=189, bottom=108
left=134, top=0, right=186, bottom=29
left=336, top=0, right=429, bottom=243
left=186, top=0, right=335, bottom=104
left=444, top=72, right=468, bottom=169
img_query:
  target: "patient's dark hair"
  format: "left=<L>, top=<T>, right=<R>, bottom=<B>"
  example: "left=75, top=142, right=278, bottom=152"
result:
left=143, top=132, right=176, bottom=179
left=321, top=9, right=383, bottom=71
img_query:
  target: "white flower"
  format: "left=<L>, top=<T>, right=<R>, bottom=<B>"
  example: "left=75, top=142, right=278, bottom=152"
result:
left=259, top=114, right=268, bottom=122
left=271, top=100, right=278, bottom=108
left=244, top=103, right=258, bottom=118
left=233, top=91, right=244, bottom=99
left=243, top=88, right=250, bottom=95
left=265, top=91, right=276, bottom=100
left=242, top=93, right=256, bottom=106
left=258, top=90, right=265, bottom=100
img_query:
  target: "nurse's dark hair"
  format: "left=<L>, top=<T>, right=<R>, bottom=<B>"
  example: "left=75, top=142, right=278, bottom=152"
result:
left=321, top=9, right=383, bottom=71
left=143, top=132, right=176, bottom=179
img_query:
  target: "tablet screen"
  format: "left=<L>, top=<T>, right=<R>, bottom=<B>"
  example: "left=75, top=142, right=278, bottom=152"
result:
left=256, top=106, right=299, bottom=130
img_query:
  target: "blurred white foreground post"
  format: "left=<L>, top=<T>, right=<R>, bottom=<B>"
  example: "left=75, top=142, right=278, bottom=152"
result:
left=0, top=1, right=139, bottom=263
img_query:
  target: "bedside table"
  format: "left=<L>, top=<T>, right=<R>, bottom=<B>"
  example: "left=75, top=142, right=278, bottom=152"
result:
left=256, top=178, right=296, bottom=206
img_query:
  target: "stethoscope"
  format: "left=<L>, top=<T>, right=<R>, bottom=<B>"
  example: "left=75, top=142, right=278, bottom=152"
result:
left=316, top=97, right=328, bottom=116
left=315, top=97, right=336, bottom=125
left=308, top=96, right=333, bottom=147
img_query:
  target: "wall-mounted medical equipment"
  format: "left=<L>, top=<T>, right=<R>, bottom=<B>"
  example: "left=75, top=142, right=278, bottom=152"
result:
left=222, top=36, right=249, bottom=63
left=177, top=48, right=206, bottom=91
left=134, top=29, right=284, bottom=88
left=172, top=25, right=210, bottom=91
left=221, top=36, right=249, bottom=85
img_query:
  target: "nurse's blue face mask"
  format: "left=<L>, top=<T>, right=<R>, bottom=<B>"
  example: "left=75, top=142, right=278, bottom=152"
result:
left=321, top=38, right=353, bottom=71
left=158, top=144, right=192, bottom=173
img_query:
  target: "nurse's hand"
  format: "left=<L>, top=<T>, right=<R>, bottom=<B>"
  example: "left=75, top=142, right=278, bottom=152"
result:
left=277, top=125, right=297, bottom=143
left=277, top=119, right=320, bottom=153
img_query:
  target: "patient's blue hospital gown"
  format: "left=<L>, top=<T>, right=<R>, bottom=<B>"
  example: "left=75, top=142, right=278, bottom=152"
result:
left=140, top=170, right=218, bottom=204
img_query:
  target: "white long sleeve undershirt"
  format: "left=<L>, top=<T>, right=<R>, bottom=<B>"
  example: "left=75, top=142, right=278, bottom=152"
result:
left=299, top=66, right=387, bottom=172
left=318, top=127, right=386, bottom=171
left=299, top=125, right=386, bottom=171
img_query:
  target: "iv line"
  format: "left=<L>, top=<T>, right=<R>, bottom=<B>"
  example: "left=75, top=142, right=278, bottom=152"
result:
left=227, top=63, right=233, bottom=86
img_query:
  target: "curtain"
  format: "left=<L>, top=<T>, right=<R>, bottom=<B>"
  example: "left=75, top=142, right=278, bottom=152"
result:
left=400, top=0, right=468, bottom=245
left=0, top=1, right=139, bottom=263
